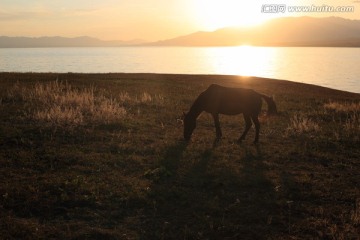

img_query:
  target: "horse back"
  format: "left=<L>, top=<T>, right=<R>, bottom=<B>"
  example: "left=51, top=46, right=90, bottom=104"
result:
left=202, top=84, right=262, bottom=115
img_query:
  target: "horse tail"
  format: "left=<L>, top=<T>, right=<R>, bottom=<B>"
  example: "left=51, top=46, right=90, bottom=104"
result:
left=260, top=94, right=277, bottom=115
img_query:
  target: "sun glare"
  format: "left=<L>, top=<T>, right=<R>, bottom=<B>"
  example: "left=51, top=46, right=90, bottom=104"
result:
left=209, top=46, right=278, bottom=77
left=193, top=1, right=273, bottom=30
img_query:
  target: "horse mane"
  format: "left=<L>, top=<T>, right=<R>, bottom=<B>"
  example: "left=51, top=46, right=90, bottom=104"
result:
left=186, top=91, right=207, bottom=119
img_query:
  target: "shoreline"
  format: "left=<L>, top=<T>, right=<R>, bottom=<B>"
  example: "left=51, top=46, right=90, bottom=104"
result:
left=1, top=72, right=360, bottom=97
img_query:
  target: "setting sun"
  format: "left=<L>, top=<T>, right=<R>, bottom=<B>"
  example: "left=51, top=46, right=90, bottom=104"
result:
left=192, top=0, right=274, bottom=30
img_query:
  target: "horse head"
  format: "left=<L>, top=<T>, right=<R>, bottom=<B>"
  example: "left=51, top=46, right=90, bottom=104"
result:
left=183, top=112, right=196, bottom=141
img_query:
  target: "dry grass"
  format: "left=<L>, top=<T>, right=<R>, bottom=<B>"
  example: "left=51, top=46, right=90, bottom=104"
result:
left=7, top=80, right=127, bottom=127
left=344, top=113, right=360, bottom=132
left=285, top=101, right=360, bottom=139
left=119, top=91, right=164, bottom=105
left=324, top=101, right=360, bottom=112
left=287, top=114, right=321, bottom=135
left=324, top=101, right=360, bottom=139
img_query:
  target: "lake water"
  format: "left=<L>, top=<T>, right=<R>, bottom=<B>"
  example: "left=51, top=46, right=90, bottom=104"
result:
left=1, top=46, right=359, bottom=93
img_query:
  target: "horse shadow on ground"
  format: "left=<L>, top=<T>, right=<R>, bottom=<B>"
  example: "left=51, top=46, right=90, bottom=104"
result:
left=143, top=142, right=281, bottom=239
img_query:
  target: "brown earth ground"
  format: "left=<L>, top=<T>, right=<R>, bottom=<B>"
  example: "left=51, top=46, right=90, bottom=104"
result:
left=0, top=73, right=359, bottom=239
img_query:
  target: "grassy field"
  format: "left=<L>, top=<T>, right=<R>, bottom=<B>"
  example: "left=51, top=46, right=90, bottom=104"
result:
left=0, top=72, right=359, bottom=239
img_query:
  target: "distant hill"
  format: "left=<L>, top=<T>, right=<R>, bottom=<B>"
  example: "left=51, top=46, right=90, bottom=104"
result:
left=2, top=17, right=360, bottom=48
left=0, top=36, right=146, bottom=48
left=147, top=17, right=360, bottom=47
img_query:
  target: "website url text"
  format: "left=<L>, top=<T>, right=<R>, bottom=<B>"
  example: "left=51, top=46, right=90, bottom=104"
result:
left=261, top=4, right=355, bottom=14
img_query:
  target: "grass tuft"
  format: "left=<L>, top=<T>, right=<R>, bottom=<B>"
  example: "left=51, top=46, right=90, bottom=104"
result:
left=7, top=80, right=127, bottom=127
left=287, top=114, right=321, bottom=135
left=118, top=91, right=164, bottom=105
left=324, top=101, right=360, bottom=139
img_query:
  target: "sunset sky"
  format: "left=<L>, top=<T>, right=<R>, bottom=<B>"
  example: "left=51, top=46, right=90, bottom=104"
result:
left=1, top=0, right=359, bottom=41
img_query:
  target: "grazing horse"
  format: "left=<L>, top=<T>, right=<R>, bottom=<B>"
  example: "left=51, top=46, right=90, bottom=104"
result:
left=183, top=84, right=277, bottom=143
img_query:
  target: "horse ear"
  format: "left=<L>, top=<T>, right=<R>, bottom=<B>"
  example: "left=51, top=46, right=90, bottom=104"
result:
left=182, top=112, right=186, bottom=118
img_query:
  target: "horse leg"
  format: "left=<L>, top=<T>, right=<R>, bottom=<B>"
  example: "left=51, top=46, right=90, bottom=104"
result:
left=212, top=113, right=222, bottom=139
left=238, top=115, right=252, bottom=142
left=251, top=115, right=260, bottom=143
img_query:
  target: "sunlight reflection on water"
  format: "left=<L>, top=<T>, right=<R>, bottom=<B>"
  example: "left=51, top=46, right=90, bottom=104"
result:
left=206, top=46, right=278, bottom=77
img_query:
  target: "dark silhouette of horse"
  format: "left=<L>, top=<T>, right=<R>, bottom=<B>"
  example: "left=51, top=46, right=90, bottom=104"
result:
left=183, top=84, right=277, bottom=143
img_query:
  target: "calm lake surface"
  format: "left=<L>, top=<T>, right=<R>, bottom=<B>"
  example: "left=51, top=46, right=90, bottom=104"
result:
left=1, top=46, right=359, bottom=93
